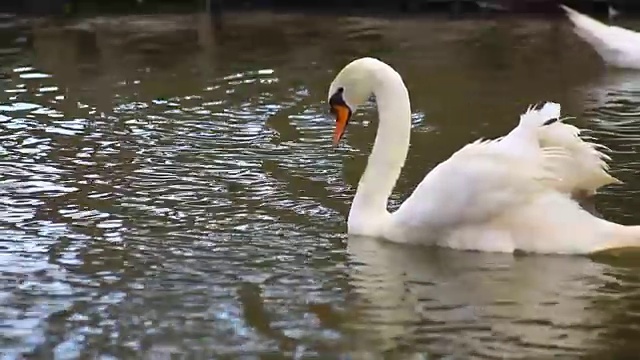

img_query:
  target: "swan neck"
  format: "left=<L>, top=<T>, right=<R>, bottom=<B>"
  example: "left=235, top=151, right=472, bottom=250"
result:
left=350, top=66, right=412, bottom=227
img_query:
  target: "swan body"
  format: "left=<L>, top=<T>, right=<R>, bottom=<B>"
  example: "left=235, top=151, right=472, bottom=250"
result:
left=327, top=57, right=640, bottom=255
left=561, top=5, right=640, bottom=69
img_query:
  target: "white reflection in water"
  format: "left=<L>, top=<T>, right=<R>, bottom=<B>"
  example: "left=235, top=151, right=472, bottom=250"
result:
left=346, top=236, right=613, bottom=358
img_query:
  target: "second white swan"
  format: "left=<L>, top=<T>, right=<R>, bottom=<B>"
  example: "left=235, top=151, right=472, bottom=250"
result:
left=561, top=5, right=640, bottom=69
left=328, top=57, right=640, bottom=254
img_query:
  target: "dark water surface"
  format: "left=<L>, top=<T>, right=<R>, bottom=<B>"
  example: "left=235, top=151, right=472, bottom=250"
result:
left=1, top=11, right=640, bottom=359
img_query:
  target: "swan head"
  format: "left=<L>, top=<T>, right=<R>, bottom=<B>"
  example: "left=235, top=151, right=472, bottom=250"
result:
left=328, top=57, right=382, bottom=145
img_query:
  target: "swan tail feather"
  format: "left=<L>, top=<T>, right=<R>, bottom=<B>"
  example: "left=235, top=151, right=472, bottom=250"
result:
left=518, top=102, right=561, bottom=130
left=537, top=114, right=621, bottom=194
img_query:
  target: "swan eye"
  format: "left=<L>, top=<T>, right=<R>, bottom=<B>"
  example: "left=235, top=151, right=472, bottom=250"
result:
left=329, top=88, right=347, bottom=108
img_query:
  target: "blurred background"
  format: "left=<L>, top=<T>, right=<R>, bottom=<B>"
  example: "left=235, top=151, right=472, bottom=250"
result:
left=1, top=0, right=640, bottom=359
left=3, top=0, right=640, bottom=17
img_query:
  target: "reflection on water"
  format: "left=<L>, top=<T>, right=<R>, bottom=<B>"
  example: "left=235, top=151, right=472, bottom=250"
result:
left=0, top=10, right=639, bottom=358
left=346, top=236, right=640, bottom=359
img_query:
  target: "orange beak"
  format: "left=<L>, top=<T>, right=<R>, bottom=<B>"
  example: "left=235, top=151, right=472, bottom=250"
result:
left=332, top=104, right=351, bottom=146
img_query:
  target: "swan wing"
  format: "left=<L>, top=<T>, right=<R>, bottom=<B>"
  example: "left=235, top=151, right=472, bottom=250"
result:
left=536, top=121, right=620, bottom=196
left=496, top=101, right=619, bottom=195
left=391, top=102, right=600, bottom=230
left=390, top=139, right=639, bottom=254
left=411, top=101, right=619, bottom=202
left=391, top=138, right=557, bottom=232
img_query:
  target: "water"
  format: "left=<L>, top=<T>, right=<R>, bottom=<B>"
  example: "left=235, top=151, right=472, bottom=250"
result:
left=1, top=11, right=640, bottom=359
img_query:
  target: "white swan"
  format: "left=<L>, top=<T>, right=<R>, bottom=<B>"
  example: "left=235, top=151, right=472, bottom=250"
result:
left=561, top=5, right=640, bottom=69
left=328, top=57, right=640, bottom=254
